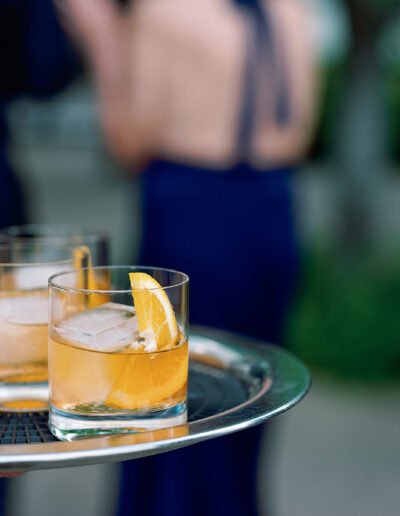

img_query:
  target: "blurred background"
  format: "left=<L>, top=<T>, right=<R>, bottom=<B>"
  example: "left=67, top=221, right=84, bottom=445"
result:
left=2, top=0, right=400, bottom=514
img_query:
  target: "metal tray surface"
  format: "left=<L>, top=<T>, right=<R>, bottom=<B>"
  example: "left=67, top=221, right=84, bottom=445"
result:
left=0, top=327, right=310, bottom=471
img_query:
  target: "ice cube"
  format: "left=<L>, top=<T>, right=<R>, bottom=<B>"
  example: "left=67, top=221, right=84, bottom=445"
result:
left=0, top=293, right=48, bottom=325
left=14, top=264, right=70, bottom=290
left=54, top=302, right=142, bottom=352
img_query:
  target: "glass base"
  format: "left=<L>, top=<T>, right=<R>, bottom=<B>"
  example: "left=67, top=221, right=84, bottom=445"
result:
left=0, top=382, right=49, bottom=412
left=49, top=402, right=187, bottom=441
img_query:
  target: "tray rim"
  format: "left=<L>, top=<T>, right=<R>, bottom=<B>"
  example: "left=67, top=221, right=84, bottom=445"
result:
left=0, top=326, right=311, bottom=471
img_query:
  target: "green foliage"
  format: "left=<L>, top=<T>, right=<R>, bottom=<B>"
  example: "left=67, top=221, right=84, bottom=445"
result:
left=379, top=17, right=400, bottom=162
left=382, top=67, right=400, bottom=162
left=350, top=0, right=398, bottom=11
left=286, top=251, right=400, bottom=382
left=310, top=63, right=347, bottom=159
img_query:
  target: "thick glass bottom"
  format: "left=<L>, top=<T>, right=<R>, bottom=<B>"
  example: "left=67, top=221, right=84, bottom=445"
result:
left=0, top=382, right=49, bottom=412
left=49, top=401, right=187, bottom=441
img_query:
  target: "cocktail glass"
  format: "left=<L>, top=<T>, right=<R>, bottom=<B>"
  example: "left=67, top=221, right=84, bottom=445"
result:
left=48, top=266, right=189, bottom=441
left=0, top=243, right=89, bottom=411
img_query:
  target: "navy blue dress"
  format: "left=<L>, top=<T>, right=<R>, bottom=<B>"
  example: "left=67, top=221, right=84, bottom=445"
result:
left=117, top=3, right=300, bottom=516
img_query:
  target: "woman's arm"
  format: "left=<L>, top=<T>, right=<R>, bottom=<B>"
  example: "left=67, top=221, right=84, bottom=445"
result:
left=60, top=0, right=167, bottom=167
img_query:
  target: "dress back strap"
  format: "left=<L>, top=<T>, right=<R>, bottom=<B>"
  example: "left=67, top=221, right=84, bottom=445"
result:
left=234, top=0, right=291, bottom=158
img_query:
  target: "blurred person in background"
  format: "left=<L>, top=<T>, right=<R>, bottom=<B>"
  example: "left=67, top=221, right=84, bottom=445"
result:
left=62, top=0, right=318, bottom=514
left=0, top=0, right=79, bottom=230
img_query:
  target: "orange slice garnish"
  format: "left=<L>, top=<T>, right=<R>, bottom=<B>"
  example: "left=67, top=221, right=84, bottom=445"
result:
left=73, top=246, right=108, bottom=308
left=105, top=273, right=186, bottom=410
left=105, top=341, right=188, bottom=410
left=128, top=272, right=179, bottom=350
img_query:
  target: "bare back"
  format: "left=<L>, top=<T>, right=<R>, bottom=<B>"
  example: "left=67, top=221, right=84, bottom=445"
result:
left=114, top=0, right=318, bottom=168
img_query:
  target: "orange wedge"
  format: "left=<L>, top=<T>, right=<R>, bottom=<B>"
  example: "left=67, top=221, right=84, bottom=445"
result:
left=105, top=341, right=188, bottom=410
left=104, top=272, right=186, bottom=410
left=73, top=245, right=90, bottom=281
left=73, top=246, right=109, bottom=308
left=129, top=272, right=178, bottom=350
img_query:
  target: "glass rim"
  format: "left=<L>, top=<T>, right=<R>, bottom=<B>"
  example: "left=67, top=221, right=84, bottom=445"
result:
left=1, top=258, right=75, bottom=268
left=0, top=242, right=82, bottom=267
left=0, top=224, right=109, bottom=245
left=49, top=265, right=190, bottom=294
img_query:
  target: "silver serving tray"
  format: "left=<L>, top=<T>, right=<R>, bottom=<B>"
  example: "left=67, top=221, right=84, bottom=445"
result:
left=0, top=326, right=310, bottom=472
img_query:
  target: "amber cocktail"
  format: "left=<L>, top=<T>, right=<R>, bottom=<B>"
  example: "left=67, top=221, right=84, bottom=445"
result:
left=0, top=243, right=88, bottom=411
left=48, top=266, right=189, bottom=441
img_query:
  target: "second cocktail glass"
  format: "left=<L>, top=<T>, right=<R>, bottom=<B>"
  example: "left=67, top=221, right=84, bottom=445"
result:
left=0, top=243, right=90, bottom=411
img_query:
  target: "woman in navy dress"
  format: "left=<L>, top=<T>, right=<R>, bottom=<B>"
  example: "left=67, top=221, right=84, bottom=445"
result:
left=63, top=0, right=318, bottom=514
